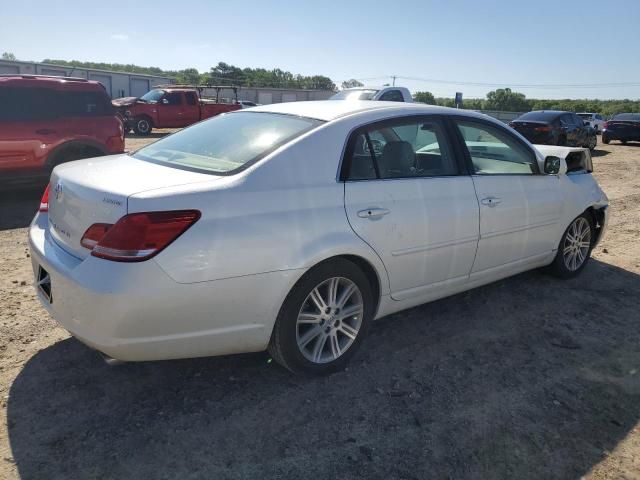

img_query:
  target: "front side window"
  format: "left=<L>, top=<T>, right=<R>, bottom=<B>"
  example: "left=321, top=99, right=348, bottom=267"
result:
left=63, top=91, right=113, bottom=116
left=133, top=112, right=323, bottom=175
left=345, top=117, right=457, bottom=180
left=455, top=119, right=538, bottom=175
left=164, top=92, right=182, bottom=105
left=379, top=90, right=404, bottom=102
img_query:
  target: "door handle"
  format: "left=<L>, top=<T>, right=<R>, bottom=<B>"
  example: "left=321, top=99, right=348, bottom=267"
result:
left=357, top=207, right=390, bottom=219
left=35, top=129, right=57, bottom=135
left=480, top=197, right=502, bottom=207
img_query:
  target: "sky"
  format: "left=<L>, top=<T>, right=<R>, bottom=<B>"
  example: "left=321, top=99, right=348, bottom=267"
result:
left=2, top=0, right=640, bottom=100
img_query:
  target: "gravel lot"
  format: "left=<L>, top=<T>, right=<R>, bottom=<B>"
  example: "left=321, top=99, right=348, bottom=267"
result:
left=1, top=135, right=639, bottom=480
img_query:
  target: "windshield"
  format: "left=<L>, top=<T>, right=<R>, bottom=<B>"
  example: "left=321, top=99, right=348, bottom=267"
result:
left=133, top=112, right=323, bottom=174
left=139, top=89, right=165, bottom=103
left=331, top=89, right=378, bottom=100
left=613, top=113, right=640, bottom=121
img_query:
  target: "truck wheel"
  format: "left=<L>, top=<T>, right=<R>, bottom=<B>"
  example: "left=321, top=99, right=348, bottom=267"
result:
left=133, top=117, right=152, bottom=136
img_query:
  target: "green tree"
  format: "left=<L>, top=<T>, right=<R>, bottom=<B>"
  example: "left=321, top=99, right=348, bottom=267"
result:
left=484, top=88, right=530, bottom=112
left=341, top=79, right=364, bottom=89
left=414, top=91, right=436, bottom=104
left=2, top=52, right=16, bottom=60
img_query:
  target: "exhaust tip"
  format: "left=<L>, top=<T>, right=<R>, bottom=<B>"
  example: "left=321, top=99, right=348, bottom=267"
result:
left=101, top=353, right=126, bottom=366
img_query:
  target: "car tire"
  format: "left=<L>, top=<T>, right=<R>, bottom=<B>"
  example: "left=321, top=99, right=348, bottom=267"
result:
left=133, top=117, right=152, bottom=136
left=268, top=258, right=375, bottom=375
left=557, top=136, right=567, bottom=146
left=602, top=135, right=610, bottom=144
left=587, top=135, right=597, bottom=151
left=546, top=213, right=594, bottom=278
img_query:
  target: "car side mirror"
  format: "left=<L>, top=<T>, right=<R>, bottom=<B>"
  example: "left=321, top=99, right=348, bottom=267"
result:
left=161, top=98, right=169, bottom=104
left=544, top=156, right=564, bottom=175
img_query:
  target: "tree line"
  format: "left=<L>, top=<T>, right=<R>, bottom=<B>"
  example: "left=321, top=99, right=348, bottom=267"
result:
left=414, top=88, right=640, bottom=116
left=39, top=59, right=336, bottom=90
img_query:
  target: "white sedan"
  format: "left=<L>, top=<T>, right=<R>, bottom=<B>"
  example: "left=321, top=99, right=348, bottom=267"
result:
left=29, top=101, right=609, bottom=374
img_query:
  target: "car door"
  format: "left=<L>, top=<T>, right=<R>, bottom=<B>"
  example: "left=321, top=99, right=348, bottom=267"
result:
left=451, top=117, right=563, bottom=278
left=157, top=92, right=186, bottom=127
left=343, top=116, right=480, bottom=301
left=572, top=113, right=588, bottom=146
left=559, top=114, right=578, bottom=145
left=182, top=91, right=201, bottom=125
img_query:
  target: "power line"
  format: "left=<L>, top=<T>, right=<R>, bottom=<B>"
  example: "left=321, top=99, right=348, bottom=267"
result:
left=352, top=75, right=640, bottom=89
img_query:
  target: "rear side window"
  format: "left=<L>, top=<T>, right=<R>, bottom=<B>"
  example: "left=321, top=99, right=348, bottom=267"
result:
left=0, top=87, right=60, bottom=121
left=344, top=117, right=457, bottom=180
left=0, top=87, right=112, bottom=120
left=185, top=92, right=198, bottom=105
left=455, top=119, right=538, bottom=175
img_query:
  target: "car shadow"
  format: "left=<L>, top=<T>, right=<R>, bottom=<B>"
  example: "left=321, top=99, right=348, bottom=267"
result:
left=0, top=187, right=42, bottom=231
left=590, top=149, right=610, bottom=157
left=7, top=259, right=640, bottom=479
left=125, top=131, right=171, bottom=140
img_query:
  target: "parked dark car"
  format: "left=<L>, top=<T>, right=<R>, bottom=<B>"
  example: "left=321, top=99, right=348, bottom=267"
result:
left=602, top=113, right=640, bottom=144
left=509, top=110, right=597, bottom=150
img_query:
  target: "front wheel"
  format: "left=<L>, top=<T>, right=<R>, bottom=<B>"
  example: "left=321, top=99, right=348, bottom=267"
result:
left=546, top=213, right=594, bottom=278
left=269, top=258, right=374, bottom=375
left=133, top=117, right=152, bottom=136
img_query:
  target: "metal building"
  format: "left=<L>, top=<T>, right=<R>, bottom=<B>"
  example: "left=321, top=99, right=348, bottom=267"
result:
left=0, top=59, right=173, bottom=99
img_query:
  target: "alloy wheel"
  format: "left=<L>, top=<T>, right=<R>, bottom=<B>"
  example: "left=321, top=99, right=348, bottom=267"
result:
left=296, top=277, right=364, bottom=364
left=563, top=217, right=592, bottom=271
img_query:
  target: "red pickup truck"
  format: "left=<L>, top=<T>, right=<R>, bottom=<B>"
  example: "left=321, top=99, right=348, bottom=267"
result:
left=112, top=86, right=242, bottom=135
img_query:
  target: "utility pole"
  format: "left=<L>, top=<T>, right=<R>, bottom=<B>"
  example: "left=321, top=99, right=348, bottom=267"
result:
left=391, top=75, right=396, bottom=86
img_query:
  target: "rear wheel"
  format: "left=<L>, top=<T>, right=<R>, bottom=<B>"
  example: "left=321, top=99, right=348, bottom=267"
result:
left=133, top=117, right=152, bottom=136
left=268, top=258, right=374, bottom=375
left=602, top=135, right=610, bottom=144
left=547, top=213, right=594, bottom=278
left=587, top=135, right=597, bottom=150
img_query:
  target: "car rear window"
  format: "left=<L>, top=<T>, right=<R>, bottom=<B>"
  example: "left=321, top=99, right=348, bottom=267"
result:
left=515, top=111, right=561, bottom=122
left=132, top=112, right=324, bottom=175
left=612, top=113, right=640, bottom=121
left=0, top=87, right=113, bottom=121
left=577, top=113, right=592, bottom=119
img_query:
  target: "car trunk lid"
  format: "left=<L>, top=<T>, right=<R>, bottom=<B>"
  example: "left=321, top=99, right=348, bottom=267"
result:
left=47, top=154, right=218, bottom=259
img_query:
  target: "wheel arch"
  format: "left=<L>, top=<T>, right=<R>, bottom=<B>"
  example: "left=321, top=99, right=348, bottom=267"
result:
left=46, top=140, right=109, bottom=168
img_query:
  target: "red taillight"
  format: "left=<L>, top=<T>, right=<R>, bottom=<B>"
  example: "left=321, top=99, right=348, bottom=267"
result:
left=603, top=121, right=609, bottom=129
left=534, top=126, right=552, bottom=132
left=39, top=184, right=50, bottom=212
left=80, top=223, right=113, bottom=249
left=82, top=210, right=200, bottom=262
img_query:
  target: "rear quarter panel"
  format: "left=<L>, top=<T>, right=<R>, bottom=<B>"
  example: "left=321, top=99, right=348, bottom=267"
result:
left=128, top=119, right=391, bottom=295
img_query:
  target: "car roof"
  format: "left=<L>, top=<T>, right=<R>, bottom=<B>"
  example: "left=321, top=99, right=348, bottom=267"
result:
left=0, top=74, right=106, bottom=91
left=247, top=100, right=484, bottom=122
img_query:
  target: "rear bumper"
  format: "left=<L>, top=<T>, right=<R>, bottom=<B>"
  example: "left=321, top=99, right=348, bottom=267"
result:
left=28, top=213, right=300, bottom=361
left=602, top=129, right=640, bottom=141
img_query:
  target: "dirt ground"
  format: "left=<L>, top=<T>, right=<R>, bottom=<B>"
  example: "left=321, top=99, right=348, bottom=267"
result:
left=1, top=134, right=639, bottom=480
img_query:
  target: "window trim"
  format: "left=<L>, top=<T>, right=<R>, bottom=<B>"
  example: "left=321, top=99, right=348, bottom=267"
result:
left=339, top=114, right=463, bottom=182
left=448, top=115, right=541, bottom=176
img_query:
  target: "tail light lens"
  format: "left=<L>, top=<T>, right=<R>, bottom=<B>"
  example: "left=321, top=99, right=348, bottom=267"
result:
left=39, top=183, right=50, bottom=212
left=534, top=126, right=552, bottom=132
left=603, top=121, right=609, bottom=129
left=81, top=210, right=200, bottom=262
